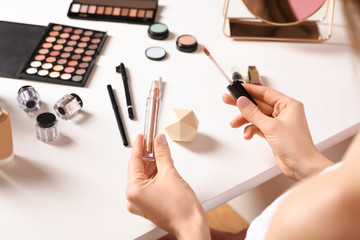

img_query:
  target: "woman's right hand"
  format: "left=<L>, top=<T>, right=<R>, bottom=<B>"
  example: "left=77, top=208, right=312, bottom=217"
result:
left=223, top=85, right=333, bottom=180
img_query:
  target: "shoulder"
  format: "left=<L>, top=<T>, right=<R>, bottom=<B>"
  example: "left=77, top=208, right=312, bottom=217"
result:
left=266, top=168, right=360, bottom=240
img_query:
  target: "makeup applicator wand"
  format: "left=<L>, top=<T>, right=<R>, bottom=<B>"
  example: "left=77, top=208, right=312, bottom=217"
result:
left=201, top=46, right=257, bottom=105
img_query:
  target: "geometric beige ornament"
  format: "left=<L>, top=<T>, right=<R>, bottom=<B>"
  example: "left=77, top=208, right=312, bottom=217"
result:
left=164, top=108, right=199, bottom=142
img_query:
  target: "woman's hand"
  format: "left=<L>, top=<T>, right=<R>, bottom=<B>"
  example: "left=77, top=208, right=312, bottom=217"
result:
left=223, top=85, right=333, bottom=180
left=126, top=134, right=211, bottom=240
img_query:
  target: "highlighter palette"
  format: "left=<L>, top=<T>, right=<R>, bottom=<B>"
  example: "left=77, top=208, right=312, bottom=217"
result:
left=19, top=23, right=107, bottom=87
left=67, top=0, right=158, bottom=25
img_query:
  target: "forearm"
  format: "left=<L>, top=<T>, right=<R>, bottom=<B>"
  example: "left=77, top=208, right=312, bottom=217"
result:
left=294, top=149, right=334, bottom=180
left=174, top=206, right=211, bottom=240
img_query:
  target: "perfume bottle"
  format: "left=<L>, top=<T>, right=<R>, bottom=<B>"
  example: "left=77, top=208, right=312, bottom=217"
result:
left=53, top=93, right=83, bottom=120
left=17, top=85, right=41, bottom=113
left=0, top=105, right=14, bottom=165
left=35, top=112, right=59, bottom=143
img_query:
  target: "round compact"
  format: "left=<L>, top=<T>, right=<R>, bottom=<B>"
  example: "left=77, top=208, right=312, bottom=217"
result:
left=148, top=23, right=169, bottom=40
left=176, top=35, right=198, bottom=53
left=145, top=47, right=167, bottom=61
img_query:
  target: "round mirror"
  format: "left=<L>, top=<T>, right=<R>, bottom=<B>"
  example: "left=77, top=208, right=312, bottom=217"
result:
left=242, top=0, right=326, bottom=25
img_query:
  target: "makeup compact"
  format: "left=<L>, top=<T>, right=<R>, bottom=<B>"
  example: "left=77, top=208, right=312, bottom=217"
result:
left=176, top=35, right=198, bottom=53
left=145, top=47, right=166, bottom=61
left=148, top=23, right=169, bottom=40
left=0, top=21, right=107, bottom=87
left=68, top=0, right=158, bottom=25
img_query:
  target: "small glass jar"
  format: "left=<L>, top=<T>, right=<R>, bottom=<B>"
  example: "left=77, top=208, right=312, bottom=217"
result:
left=54, top=93, right=83, bottom=120
left=17, top=85, right=41, bottom=113
left=35, top=112, right=59, bottom=143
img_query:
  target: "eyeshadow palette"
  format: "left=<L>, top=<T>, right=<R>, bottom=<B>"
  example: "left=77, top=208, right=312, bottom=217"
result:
left=67, top=0, right=158, bottom=25
left=19, top=23, right=107, bottom=87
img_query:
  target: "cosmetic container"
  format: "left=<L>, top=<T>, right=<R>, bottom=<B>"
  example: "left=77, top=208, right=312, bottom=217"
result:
left=0, top=105, right=14, bottom=165
left=148, top=23, right=169, bottom=40
left=35, top=112, right=59, bottom=143
left=54, top=93, right=83, bottom=120
left=176, top=35, right=198, bottom=53
left=143, top=80, right=161, bottom=161
left=17, top=85, right=41, bottom=113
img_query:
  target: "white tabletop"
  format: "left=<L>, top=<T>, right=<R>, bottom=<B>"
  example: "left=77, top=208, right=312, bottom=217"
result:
left=0, top=0, right=359, bottom=239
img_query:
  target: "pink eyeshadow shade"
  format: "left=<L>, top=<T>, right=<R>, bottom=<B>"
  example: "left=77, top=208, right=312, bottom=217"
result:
left=81, top=36, right=90, bottom=42
left=78, top=42, right=87, bottom=48
left=75, top=48, right=85, bottom=54
left=38, top=49, right=49, bottom=54
left=60, top=52, right=71, bottom=58
left=137, top=9, right=145, bottom=18
left=91, top=38, right=101, bottom=43
left=96, top=6, right=105, bottom=14
left=145, top=10, right=154, bottom=18
left=42, top=43, right=52, bottom=48
left=63, top=27, right=73, bottom=33
left=49, top=31, right=59, bottom=37
left=57, top=59, right=67, bottom=64
left=74, top=29, right=83, bottom=34
left=35, top=55, right=45, bottom=61
left=113, top=7, right=121, bottom=16
left=82, top=56, right=92, bottom=62
left=50, top=51, right=60, bottom=56
left=57, top=39, right=67, bottom=44
left=53, top=44, right=64, bottom=50
left=64, top=67, right=75, bottom=73
left=79, top=62, right=89, bottom=68
left=105, top=6, right=113, bottom=15
left=71, top=55, right=81, bottom=60
left=70, top=35, right=80, bottom=40
left=46, top=37, right=56, bottom=43
left=129, top=9, right=137, bottom=17
left=60, top=33, right=70, bottom=39
left=46, top=57, right=56, bottom=63
left=67, top=60, right=78, bottom=67
left=88, top=5, right=96, bottom=14
left=121, top=8, right=129, bottom=16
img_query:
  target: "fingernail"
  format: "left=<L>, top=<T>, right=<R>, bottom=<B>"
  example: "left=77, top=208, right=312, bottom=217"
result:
left=237, top=97, right=250, bottom=108
left=157, top=134, right=168, bottom=145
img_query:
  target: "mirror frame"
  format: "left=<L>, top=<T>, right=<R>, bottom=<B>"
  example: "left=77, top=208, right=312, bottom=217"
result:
left=222, top=0, right=335, bottom=42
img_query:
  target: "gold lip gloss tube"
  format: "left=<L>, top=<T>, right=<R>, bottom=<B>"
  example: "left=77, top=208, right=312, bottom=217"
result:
left=143, top=79, right=161, bottom=161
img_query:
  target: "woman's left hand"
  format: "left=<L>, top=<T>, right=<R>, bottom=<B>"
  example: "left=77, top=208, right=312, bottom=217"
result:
left=126, top=134, right=211, bottom=240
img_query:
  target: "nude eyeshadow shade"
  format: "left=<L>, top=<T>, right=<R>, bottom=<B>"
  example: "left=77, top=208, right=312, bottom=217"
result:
left=67, top=0, right=158, bottom=25
left=19, top=23, right=107, bottom=87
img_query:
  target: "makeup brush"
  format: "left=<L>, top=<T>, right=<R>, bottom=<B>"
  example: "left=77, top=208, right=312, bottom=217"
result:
left=201, top=46, right=257, bottom=105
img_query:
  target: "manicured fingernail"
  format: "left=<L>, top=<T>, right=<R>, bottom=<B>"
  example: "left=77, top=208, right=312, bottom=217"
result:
left=157, top=134, right=167, bottom=145
left=237, top=97, right=250, bottom=108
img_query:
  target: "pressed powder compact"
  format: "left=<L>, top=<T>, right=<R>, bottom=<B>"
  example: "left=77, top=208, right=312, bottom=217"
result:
left=176, top=35, right=198, bottom=53
left=148, top=23, right=169, bottom=40
left=145, top=47, right=166, bottom=61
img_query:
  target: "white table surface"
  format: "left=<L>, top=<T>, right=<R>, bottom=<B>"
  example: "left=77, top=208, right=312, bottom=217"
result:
left=0, top=0, right=359, bottom=239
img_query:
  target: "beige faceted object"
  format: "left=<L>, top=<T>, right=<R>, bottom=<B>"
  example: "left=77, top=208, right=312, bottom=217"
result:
left=164, top=108, right=199, bottom=142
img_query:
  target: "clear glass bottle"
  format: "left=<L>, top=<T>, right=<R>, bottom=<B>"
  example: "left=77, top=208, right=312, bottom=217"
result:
left=35, top=112, right=59, bottom=143
left=54, top=93, right=83, bottom=120
left=17, top=85, right=41, bottom=113
left=0, top=105, right=14, bottom=165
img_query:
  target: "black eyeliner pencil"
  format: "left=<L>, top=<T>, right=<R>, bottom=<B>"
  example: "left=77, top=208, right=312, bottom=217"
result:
left=107, top=84, right=129, bottom=146
left=116, top=63, right=134, bottom=120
